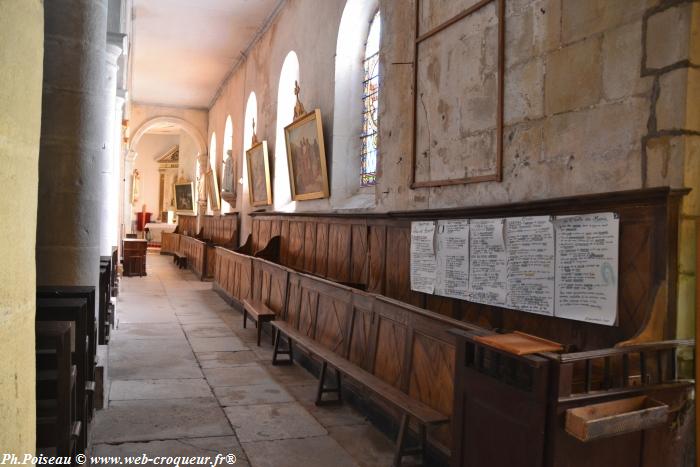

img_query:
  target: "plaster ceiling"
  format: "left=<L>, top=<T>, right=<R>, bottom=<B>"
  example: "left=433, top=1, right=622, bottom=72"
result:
left=130, top=0, right=281, bottom=109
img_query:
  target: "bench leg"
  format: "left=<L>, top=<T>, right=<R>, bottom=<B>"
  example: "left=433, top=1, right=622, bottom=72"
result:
left=392, top=415, right=427, bottom=467
left=315, top=361, right=342, bottom=406
left=272, top=330, right=293, bottom=366
left=243, top=310, right=247, bottom=329
left=256, top=320, right=263, bottom=346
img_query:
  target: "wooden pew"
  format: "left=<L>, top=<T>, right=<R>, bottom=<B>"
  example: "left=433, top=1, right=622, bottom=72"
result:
left=270, top=270, right=479, bottom=465
left=99, top=257, right=112, bottom=344
left=36, top=321, right=80, bottom=458
left=36, top=298, right=91, bottom=455
left=178, top=235, right=207, bottom=279
left=36, top=287, right=97, bottom=420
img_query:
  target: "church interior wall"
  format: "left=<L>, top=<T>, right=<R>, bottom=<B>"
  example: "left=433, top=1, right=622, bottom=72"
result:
left=0, top=0, right=44, bottom=454
left=132, top=133, right=180, bottom=218
left=207, top=0, right=699, bottom=340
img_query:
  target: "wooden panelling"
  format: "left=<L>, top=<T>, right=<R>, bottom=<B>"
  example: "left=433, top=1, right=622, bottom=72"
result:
left=258, top=220, right=272, bottom=250
left=250, top=188, right=687, bottom=351
left=303, top=223, right=316, bottom=273
left=385, top=226, right=424, bottom=307
left=250, top=259, right=289, bottom=316
left=314, top=223, right=329, bottom=277
left=161, top=232, right=180, bottom=255
left=348, top=292, right=375, bottom=371
left=351, top=224, right=369, bottom=285
left=178, top=235, right=206, bottom=279
left=328, top=223, right=352, bottom=283
left=288, top=222, right=305, bottom=271
left=178, top=215, right=197, bottom=236
left=373, top=315, right=407, bottom=388
left=367, top=225, right=386, bottom=294
left=214, top=247, right=252, bottom=303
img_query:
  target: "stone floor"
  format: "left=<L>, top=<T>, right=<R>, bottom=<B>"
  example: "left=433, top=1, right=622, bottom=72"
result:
left=91, top=252, right=403, bottom=467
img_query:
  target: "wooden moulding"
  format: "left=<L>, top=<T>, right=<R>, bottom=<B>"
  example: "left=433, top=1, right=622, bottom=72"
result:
left=410, top=0, right=505, bottom=188
left=473, top=331, right=563, bottom=355
left=565, top=396, right=669, bottom=442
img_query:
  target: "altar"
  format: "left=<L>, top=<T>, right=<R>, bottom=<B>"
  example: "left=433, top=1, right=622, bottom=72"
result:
left=144, top=222, right=176, bottom=245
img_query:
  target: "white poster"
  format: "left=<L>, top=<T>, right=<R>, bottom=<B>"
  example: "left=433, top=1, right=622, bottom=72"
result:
left=410, top=221, right=437, bottom=294
left=505, top=216, right=555, bottom=316
left=468, top=219, right=508, bottom=306
left=554, top=213, right=619, bottom=325
left=435, top=219, right=470, bottom=300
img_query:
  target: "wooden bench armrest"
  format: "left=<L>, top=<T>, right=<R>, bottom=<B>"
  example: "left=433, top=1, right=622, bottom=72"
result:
left=243, top=299, right=276, bottom=318
left=272, top=320, right=448, bottom=425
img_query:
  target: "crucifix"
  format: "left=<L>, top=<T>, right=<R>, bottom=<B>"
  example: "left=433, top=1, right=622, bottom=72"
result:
left=293, top=80, right=306, bottom=119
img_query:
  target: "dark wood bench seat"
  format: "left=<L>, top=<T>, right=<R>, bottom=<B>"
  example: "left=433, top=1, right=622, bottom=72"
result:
left=174, top=252, right=187, bottom=269
left=242, top=298, right=276, bottom=346
left=271, top=319, right=448, bottom=466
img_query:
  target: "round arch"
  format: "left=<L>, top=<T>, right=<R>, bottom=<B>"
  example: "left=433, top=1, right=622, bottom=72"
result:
left=129, top=116, right=207, bottom=158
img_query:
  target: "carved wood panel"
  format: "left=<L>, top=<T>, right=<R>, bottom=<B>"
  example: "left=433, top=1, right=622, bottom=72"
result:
left=351, top=224, right=369, bottom=285
left=288, top=222, right=305, bottom=271
left=298, top=288, right=319, bottom=338
left=328, top=223, right=352, bottom=283
left=315, top=291, right=352, bottom=356
left=348, top=293, right=375, bottom=371
left=373, top=315, right=407, bottom=388
left=303, top=222, right=317, bottom=273
left=385, top=226, right=424, bottom=307
left=315, top=223, right=329, bottom=277
left=368, top=225, right=386, bottom=294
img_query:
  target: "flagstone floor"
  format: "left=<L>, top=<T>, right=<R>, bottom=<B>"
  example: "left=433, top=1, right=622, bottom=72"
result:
left=91, top=252, right=405, bottom=467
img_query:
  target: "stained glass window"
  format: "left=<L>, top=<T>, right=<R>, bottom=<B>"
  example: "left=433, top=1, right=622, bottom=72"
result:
left=361, top=11, right=380, bottom=187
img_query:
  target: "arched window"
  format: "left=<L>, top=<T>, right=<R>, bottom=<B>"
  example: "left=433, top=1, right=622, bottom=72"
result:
left=222, top=116, right=234, bottom=213
left=361, top=11, right=380, bottom=187
left=275, top=51, right=300, bottom=210
left=208, top=132, right=217, bottom=213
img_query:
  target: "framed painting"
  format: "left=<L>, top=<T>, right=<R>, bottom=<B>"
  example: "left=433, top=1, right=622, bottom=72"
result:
left=174, top=182, right=195, bottom=214
left=246, top=140, right=272, bottom=206
left=284, top=109, right=329, bottom=201
left=206, top=164, right=221, bottom=211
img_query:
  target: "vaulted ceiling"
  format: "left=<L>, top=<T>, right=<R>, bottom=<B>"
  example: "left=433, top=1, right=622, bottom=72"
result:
left=130, top=0, right=281, bottom=109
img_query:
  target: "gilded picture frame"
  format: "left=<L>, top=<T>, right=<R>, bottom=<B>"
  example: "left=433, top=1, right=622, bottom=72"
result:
left=284, top=109, right=329, bottom=201
left=174, top=182, right=195, bottom=215
left=246, top=140, right=272, bottom=207
left=206, top=164, right=221, bottom=211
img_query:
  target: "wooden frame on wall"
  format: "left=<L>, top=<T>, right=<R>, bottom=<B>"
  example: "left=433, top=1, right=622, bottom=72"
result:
left=284, top=109, right=330, bottom=201
left=174, top=182, right=195, bottom=215
left=410, top=0, right=505, bottom=188
left=246, top=140, right=273, bottom=206
left=206, top=163, right=221, bottom=211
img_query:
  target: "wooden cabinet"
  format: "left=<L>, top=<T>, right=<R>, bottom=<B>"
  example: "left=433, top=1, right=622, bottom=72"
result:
left=123, top=238, right=147, bottom=277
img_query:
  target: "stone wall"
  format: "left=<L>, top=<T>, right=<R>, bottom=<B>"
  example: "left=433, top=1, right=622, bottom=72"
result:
left=0, top=0, right=44, bottom=454
left=207, top=0, right=698, bottom=336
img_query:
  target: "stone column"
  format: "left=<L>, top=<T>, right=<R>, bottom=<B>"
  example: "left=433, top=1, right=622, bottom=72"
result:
left=37, top=0, right=109, bottom=288
left=100, top=42, right=122, bottom=256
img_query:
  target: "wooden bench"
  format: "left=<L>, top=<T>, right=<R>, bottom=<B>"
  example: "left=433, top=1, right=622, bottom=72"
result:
left=242, top=298, right=276, bottom=346
left=36, top=321, right=81, bottom=459
left=36, top=298, right=91, bottom=455
left=272, top=320, right=448, bottom=466
left=174, top=252, right=188, bottom=269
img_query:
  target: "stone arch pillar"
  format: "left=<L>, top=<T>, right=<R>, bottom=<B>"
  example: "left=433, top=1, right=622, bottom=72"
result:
left=37, top=0, right=109, bottom=289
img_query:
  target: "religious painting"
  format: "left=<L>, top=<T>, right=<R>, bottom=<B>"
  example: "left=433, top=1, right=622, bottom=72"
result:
left=284, top=109, right=329, bottom=201
left=246, top=141, right=272, bottom=206
left=221, top=149, right=236, bottom=205
left=174, top=182, right=195, bottom=214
